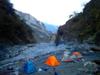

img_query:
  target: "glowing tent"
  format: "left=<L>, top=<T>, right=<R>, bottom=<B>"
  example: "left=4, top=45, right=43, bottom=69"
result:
left=45, top=55, right=60, bottom=75
left=45, top=55, right=60, bottom=67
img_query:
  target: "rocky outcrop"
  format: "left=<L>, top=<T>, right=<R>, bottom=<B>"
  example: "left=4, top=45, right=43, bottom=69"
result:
left=15, top=11, right=50, bottom=43
left=55, top=0, right=100, bottom=45
left=0, top=0, right=36, bottom=45
left=0, top=0, right=50, bottom=45
left=55, top=19, right=79, bottom=45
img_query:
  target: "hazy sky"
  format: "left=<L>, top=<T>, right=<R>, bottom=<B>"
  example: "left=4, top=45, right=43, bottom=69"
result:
left=10, top=0, right=90, bottom=26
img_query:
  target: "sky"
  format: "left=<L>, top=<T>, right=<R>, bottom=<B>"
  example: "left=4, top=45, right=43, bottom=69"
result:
left=10, top=0, right=90, bottom=26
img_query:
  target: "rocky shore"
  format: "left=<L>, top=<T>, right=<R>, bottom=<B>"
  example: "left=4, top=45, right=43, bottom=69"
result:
left=0, top=43, right=100, bottom=75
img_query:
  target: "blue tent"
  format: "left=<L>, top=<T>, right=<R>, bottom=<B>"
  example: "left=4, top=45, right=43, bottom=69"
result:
left=24, top=60, right=37, bottom=74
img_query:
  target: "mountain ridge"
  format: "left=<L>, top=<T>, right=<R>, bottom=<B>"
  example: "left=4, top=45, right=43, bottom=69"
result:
left=55, top=0, right=100, bottom=45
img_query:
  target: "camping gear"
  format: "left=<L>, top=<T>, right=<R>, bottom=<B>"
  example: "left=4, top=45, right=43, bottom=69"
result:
left=45, top=55, right=60, bottom=67
left=62, top=51, right=83, bottom=62
left=72, top=52, right=83, bottom=59
left=61, top=50, right=71, bottom=62
left=72, top=52, right=81, bottom=56
left=45, top=55, right=60, bottom=75
left=24, top=60, right=37, bottom=74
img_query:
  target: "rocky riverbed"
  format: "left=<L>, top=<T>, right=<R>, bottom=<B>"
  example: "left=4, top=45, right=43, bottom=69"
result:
left=0, top=42, right=100, bottom=75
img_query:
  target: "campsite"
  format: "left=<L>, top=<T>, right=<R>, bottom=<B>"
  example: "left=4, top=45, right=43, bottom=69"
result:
left=0, top=0, right=100, bottom=75
left=0, top=43, right=99, bottom=75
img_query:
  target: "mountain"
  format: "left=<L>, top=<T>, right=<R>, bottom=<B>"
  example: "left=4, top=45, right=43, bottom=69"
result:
left=15, top=11, right=50, bottom=43
left=0, top=0, right=36, bottom=45
left=0, top=0, right=51, bottom=60
left=55, top=0, right=100, bottom=45
left=44, top=23, right=58, bottom=33
left=0, top=0, right=38, bottom=60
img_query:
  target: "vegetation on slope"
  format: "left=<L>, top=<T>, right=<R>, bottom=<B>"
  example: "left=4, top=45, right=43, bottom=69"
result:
left=56, top=0, right=100, bottom=45
left=0, top=0, right=36, bottom=45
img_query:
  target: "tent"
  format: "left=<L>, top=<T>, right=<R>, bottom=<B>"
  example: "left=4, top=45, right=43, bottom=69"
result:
left=24, top=60, right=37, bottom=74
left=45, top=55, right=60, bottom=67
left=62, top=51, right=83, bottom=62
left=72, top=52, right=83, bottom=59
left=72, top=52, right=81, bottom=56
left=45, top=55, right=60, bottom=75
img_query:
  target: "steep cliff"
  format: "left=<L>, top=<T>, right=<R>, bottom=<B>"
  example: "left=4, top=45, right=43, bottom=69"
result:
left=15, top=11, right=50, bottom=43
left=0, top=0, right=36, bottom=45
left=56, top=0, right=100, bottom=45
left=0, top=0, right=51, bottom=45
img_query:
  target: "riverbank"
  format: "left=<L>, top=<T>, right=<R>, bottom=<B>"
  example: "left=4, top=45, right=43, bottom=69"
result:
left=0, top=42, right=100, bottom=75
